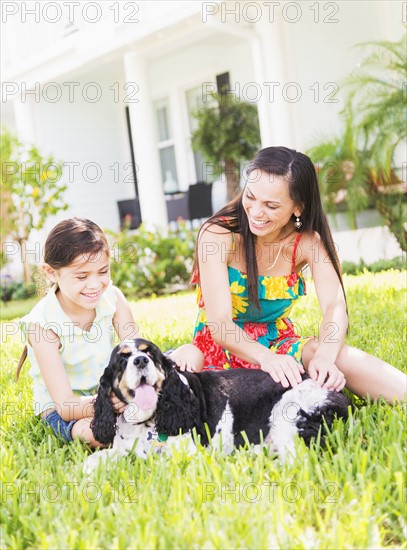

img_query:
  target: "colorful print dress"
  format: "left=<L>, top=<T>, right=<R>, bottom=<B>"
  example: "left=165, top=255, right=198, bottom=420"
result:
left=192, top=233, right=311, bottom=370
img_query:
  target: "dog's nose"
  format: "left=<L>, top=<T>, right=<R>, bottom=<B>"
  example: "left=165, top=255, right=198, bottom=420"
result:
left=134, top=355, right=149, bottom=368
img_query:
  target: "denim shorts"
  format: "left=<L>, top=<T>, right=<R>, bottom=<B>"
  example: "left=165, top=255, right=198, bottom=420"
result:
left=41, top=409, right=77, bottom=442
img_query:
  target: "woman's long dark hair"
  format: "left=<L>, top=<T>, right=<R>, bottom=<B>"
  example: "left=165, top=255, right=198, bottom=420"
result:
left=193, top=146, right=346, bottom=309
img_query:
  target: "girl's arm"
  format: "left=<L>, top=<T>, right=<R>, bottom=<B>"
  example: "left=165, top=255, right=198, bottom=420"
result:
left=29, top=324, right=95, bottom=421
left=112, top=287, right=141, bottom=341
left=197, top=225, right=304, bottom=388
left=303, top=232, right=348, bottom=389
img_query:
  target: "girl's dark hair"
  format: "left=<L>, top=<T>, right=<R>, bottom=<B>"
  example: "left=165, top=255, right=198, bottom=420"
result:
left=194, top=146, right=346, bottom=309
left=16, top=217, right=109, bottom=381
left=44, top=217, right=109, bottom=269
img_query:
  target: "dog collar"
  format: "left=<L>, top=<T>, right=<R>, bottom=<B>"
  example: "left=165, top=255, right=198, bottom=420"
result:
left=147, top=430, right=168, bottom=447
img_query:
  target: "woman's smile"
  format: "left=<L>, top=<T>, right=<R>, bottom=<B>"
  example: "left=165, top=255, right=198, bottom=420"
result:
left=249, top=217, right=272, bottom=229
left=242, top=170, right=301, bottom=239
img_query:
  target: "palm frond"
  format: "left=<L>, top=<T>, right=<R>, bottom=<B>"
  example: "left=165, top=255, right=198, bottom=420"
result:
left=352, top=35, right=406, bottom=69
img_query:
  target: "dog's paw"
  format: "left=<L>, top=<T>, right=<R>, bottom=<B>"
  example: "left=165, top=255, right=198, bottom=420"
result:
left=83, top=449, right=123, bottom=475
left=166, top=433, right=197, bottom=456
left=83, top=453, right=102, bottom=476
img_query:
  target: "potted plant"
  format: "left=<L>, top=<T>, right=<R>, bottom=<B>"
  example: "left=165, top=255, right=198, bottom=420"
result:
left=191, top=92, right=261, bottom=201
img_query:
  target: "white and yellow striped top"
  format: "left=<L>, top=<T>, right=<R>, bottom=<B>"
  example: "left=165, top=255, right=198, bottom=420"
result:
left=19, top=282, right=118, bottom=415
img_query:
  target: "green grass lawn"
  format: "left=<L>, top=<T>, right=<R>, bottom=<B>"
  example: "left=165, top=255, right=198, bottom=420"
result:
left=1, top=271, right=406, bottom=549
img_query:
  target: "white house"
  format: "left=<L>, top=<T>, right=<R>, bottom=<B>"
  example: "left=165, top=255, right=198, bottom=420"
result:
left=1, top=0, right=404, bottom=269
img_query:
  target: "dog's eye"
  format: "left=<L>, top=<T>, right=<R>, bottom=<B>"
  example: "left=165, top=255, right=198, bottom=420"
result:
left=118, top=351, right=132, bottom=361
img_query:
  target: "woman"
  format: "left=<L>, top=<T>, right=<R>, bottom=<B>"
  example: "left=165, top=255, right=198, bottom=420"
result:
left=171, top=146, right=406, bottom=403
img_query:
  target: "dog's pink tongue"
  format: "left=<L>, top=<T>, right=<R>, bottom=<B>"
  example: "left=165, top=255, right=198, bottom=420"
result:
left=134, top=384, right=157, bottom=410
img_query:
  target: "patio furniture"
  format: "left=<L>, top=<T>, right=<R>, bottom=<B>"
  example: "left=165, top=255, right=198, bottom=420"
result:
left=166, top=192, right=189, bottom=222
left=117, top=198, right=142, bottom=229
left=165, top=182, right=213, bottom=222
left=188, top=182, right=213, bottom=220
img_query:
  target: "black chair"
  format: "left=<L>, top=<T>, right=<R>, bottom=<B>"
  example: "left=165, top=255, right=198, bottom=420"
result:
left=166, top=193, right=189, bottom=222
left=117, top=198, right=142, bottom=229
left=187, top=182, right=213, bottom=220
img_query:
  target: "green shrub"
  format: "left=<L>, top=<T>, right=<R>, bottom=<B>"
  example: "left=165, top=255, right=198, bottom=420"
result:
left=107, top=223, right=197, bottom=298
left=0, top=280, right=37, bottom=302
left=341, top=256, right=405, bottom=275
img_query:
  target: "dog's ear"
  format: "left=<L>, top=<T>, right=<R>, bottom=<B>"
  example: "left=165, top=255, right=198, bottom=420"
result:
left=155, top=371, right=202, bottom=435
left=90, top=361, right=117, bottom=446
left=160, top=353, right=178, bottom=374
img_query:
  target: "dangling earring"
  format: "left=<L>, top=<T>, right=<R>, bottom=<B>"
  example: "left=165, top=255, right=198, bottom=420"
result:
left=294, top=216, right=302, bottom=230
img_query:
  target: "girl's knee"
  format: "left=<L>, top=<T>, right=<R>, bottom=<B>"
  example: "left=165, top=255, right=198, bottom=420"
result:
left=71, top=417, right=107, bottom=448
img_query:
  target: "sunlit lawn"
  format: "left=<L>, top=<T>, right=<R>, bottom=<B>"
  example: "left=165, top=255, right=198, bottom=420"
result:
left=1, top=271, right=406, bottom=549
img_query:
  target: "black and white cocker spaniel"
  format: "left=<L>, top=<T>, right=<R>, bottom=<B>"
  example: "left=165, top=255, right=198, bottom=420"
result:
left=84, top=338, right=350, bottom=473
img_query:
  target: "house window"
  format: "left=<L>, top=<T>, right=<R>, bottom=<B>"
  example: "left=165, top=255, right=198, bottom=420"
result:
left=155, top=98, right=179, bottom=193
left=186, top=85, right=217, bottom=184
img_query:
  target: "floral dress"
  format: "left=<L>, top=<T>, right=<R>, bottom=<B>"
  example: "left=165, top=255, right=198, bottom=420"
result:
left=191, top=233, right=311, bottom=370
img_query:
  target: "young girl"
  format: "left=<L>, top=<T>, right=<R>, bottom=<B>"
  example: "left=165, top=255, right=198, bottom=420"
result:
left=18, top=217, right=139, bottom=447
left=171, top=146, right=406, bottom=403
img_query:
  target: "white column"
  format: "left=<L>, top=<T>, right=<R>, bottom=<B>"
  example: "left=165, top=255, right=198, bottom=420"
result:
left=378, top=0, right=401, bottom=38
left=253, top=19, right=295, bottom=147
left=13, top=98, right=37, bottom=144
left=169, top=88, right=190, bottom=191
left=250, top=36, right=273, bottom=147
left=123, top=53, right=168, bottom=228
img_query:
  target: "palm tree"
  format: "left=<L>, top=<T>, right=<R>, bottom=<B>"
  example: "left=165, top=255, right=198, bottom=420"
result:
left=308, top=104, right=371, bottom=230
left=307, top=33, right=406, bottom=250
left=346, top=34, right=406, bottom=174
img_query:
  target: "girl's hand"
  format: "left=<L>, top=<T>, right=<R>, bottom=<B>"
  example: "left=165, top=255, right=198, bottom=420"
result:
left=110, top=391, right=127, bottom=414
left=307, top=356, right=346, bottom=392
left=260, top=352, right=305, bottom=388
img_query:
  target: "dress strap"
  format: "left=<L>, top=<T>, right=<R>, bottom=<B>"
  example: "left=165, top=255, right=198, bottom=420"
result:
left=191, top=217, right=235, bottom=283
left=291, top=233, right=302, bottom=274
left=231, top=231, right=236, bottom=252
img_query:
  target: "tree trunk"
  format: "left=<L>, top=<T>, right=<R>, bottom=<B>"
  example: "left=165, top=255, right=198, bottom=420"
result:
left=224, top=159, right=241, bottom=201
left=0, top=189, right=13, bottom=241
left=367, top=171, right=406, bottom=252
left=20, top=239, right=32, bottom=284
left=372, top=194, right=407, bottom=252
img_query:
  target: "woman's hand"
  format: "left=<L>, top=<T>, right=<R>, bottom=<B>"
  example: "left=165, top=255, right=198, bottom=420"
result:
left=169, top=344, right=204, bottom=373
left=260, top=351, right=305, bottom=388
left=307, top=355, right=346, bottom=392
left=172, top=354, right=196, bottom=373
left=110, top=391, right=127, bottom=414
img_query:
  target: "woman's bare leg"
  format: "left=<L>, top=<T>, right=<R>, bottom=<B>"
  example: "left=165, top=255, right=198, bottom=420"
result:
left=302, top=340, right=407, bottom=403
